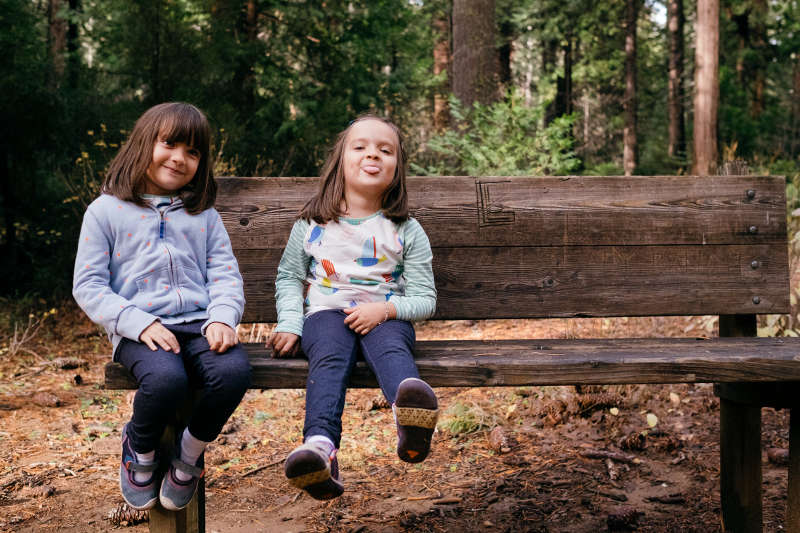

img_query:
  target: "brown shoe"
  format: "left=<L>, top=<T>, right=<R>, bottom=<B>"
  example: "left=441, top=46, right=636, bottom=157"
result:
left=394, top=378, right=438, bottom=463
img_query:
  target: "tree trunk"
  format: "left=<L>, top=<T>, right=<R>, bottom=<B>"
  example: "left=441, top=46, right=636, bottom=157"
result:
left=623, top=0, right=638, bottom=176
left=667, top=0, right=686, bottom=161
left=48, top=0, right=67, bottom=82
left=452, top=0, right=500, bottom=107
left=498, top=18, right=513, bottom=90
left=433, top=11, right=451, bottom=131
left=67, top=0, right=80, bottom=88
left=750, top=0, right=767, bottom=118
left=693, top=0, right=720, bottom=176
left=564, top=37, right=573, bottom=117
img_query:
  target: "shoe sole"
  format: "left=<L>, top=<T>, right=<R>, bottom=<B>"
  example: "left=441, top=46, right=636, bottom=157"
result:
left=395, top=378, right=438, bottom=463
left=285, top=448, right=343, bottom=500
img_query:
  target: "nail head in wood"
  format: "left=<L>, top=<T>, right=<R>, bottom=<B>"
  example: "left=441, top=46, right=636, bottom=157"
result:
left=747, top=189, right=756, bottom=199
left=753, top=296, right=761, bottom=304
left=749, top=226, right=758, bottom=234
left=751, top=260, right=760, bottom=269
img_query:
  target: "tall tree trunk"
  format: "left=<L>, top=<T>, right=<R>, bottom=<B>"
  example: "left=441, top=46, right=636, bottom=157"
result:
left=623, top=0, right=638, bottom=176
left=563, top=37, right=573, bottom=117
left=151, top=2, right=162, bottom=102
left=48, top=0, right=67, bottom=83
left=498, top=18, right=513, bottom=90
left=667, top=0, right=686, bottom=161
left=67, top=0, right=80, bottom=88
left=433, top=11, right=451, bottom=131
left=452, top=0, right=500, bottom=107
left=792, top=55, right=800, bottom=157
left=693, top=0, right=720, bottom=175
left=750, top=0, right=767, bottom=118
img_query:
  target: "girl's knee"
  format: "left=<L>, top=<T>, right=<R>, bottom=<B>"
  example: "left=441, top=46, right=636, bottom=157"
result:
left=140, top=369, right=189, bottom=400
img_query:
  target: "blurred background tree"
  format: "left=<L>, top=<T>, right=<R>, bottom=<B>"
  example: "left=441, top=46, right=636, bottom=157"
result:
left=2, top=0, right=799, bottom=299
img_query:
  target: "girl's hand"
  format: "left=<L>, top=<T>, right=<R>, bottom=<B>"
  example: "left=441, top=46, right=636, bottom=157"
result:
left=140, top=321, right=180, bottom=353
left=268, top=331, right=300, bottom=358
left=206, top=322, right=238, bottom=353
left=343, top=302, right=394, bottom=335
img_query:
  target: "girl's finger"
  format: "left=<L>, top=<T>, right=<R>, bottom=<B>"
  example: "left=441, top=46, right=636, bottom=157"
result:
left=342, top=307, right=355, bottom=314
left=143, top=337, right=157, bottom=351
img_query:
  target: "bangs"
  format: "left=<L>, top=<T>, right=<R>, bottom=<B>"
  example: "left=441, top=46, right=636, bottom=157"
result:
left=157, top=105, right=210, bottom=153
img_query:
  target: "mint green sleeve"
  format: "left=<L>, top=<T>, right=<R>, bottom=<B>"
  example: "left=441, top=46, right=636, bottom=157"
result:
left=274, top=219, right=311, bottom=336
left=390, top=218, right=436, bottom=321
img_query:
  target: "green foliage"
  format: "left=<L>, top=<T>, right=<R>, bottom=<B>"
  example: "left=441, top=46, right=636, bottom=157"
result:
left=437, top=401, right=498, bottom=436
left=415, top=93, right=579, bottom=176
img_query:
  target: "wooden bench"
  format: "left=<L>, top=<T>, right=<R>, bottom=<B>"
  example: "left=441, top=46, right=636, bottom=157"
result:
left=106, top=175, right=800, bottom=533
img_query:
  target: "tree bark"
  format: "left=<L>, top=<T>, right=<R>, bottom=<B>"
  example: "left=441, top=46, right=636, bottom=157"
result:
left=623, top=0, right=638, bottom=176
left=667, top=0, right=686, bottom=161
left=67, top=0, right=80, bottom=88
left=433, top=11, right=451, bottom=131
left=750, top=0, right=767, bottom=118
left=693, top=0, right=720, bottom=176
left=452, top=0, right=500, bottom=107
left=48, top=0, right=67, bottom=82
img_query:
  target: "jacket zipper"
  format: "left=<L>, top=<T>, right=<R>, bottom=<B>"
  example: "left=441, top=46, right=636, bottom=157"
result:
left=158, top=204, right=184, bottom=313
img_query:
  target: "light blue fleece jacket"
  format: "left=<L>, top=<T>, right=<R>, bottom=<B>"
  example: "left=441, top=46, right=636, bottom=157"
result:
left=72, top=194, right=245, bottom=358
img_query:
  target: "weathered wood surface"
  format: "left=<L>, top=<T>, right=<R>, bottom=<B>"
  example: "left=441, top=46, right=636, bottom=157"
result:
left=217, top=175, right=786, bottom=248
left=214, top=176, right=790, bottom=322
left=236, top=243, right=789, bottom=322
left=105, top=336, right=800, bottom=389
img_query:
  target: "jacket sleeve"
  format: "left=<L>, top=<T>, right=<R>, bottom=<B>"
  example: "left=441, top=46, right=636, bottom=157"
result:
left=273, top=219, right=310, bottom=336
left=390, top=218, right=437, bottom=321
left=72, top=208, right=157, bottom=342
left=202, top=209, right=245, bottom=333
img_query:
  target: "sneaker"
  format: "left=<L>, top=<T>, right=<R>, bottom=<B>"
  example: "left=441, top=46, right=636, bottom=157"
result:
left=394, top=378, right=439, bottom=463
left=119, top=424, right=159, bottom=510
left=159, top=453, right=204, bottom=511
left=284, top=442, right=343, bottom=500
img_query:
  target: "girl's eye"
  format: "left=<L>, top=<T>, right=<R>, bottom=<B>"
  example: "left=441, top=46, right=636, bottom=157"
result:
left=188, top=149, right=201, bottom=157
left=161, top=139, right=174, bottom=147
left=382, top=149, right=392, bottom=154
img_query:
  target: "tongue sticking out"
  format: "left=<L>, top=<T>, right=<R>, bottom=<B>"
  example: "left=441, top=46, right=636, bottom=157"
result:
left=362, top=166, right=380, bottom=174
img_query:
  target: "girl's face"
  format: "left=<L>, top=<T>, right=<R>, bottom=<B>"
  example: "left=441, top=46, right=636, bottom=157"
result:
left=144, top=136, right=200, bottom=195
left=341, top=119, right=398, bottom=203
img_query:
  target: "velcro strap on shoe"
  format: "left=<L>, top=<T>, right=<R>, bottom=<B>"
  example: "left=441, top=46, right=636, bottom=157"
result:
left=125, top=460, right=158, bottom=473
left=287, top=466, right=331, bottom=489
left=395, top=406, right=439, bottom=429
left=171, top=457, right=204, bottom=479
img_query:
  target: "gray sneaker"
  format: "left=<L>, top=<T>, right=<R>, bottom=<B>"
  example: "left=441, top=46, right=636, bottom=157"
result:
left=159, top=454, right=204, bottom=511
left=119, top=424, right=159, bottom=510
left=284, top=442, right=343, bottom=500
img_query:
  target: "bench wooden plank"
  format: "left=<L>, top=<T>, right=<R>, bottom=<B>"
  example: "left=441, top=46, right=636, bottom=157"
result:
left=104, top=336, right=800, bottom=389
left=217, top=175, right=786, bottom=248
left=235, top=243, right=789, bottom=322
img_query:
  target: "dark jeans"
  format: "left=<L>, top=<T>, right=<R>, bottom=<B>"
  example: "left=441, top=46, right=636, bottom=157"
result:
left=301, top=309, right=419, bottom=448
left=116, top=320, right=251, bottom=453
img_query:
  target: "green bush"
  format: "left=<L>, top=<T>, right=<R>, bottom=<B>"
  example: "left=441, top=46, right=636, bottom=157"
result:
left=413, top=92, right=580, bottom=176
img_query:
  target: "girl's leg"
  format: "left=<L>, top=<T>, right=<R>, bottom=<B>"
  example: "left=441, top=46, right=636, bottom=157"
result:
left=358, top=319, right=419, bottom=403
left=115, top=337, right=190, bottom=453
left=179, top=325, right=251, bottom=442
left=300, top=310, right=359, bottom=448
left=360, top=321, right=438, bottom=463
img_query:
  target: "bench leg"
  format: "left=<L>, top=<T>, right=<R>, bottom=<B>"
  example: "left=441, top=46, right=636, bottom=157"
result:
left=149, top=481, right=203, bottom=533
left=148, top=391, right=205, bottom=533
left=789, top=408, right=800, bottom=530
left=720, top=397, right=762, bottom=533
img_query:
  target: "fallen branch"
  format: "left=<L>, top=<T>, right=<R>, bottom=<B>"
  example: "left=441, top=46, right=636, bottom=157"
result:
left=241, top=457, right=283, bottom=478
left=581, top=450, right=638, bottom=465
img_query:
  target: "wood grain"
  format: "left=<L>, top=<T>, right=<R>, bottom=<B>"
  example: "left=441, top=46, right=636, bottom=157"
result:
left=104, top=336, right=800, bottom=389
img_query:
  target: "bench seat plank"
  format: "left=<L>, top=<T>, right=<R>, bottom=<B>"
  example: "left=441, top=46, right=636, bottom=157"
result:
left=105, top=336, right=800, bottom=389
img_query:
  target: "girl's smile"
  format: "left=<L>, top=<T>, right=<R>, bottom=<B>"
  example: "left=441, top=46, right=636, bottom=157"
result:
left=145, top=138, right=200, bottom=195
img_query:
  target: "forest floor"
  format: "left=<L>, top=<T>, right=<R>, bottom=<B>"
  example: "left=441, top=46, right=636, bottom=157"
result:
left=0, top=303, right=793, bottom=532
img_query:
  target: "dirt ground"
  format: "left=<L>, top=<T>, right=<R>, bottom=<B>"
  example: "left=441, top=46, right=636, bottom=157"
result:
left=0, top=305, right=793, bottom=532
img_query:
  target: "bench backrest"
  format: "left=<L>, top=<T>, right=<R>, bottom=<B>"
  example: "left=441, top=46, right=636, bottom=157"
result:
left=217, top=175, right=789, bottom=323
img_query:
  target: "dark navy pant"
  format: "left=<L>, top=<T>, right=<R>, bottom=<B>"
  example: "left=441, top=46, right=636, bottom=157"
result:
left=301, top=309, right=419, bottom=448
left=115, top=320, right=251, bottom=453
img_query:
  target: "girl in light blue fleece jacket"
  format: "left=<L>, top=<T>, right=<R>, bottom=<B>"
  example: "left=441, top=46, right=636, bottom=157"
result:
left=73, top=102, right=250, bottom=512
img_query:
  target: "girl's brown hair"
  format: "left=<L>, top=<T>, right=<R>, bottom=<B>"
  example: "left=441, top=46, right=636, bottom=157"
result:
left=102, top=102, right=215, bottom=214
left=299, top=115, right=409, bottom=224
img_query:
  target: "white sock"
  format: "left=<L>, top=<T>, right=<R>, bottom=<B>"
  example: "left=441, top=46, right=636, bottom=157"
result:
left=306, top=435, right=335, bottom=456
left=176, top=428, right=209, bottom=482
left=133, top=450, right=155, bottom=483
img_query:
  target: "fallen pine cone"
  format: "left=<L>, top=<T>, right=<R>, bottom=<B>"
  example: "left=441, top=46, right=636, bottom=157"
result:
left=488, top=426, right=512, bottom=454
left=32, top=392, right=61, bottom=408
left=767, top=447, right=790, bottom=465
left=619, top=432, right=646, bottom=451
left=360, top=395, right=390, bottom=411
left=607, top=507, right=642, bottom=530
left=108, top=503, right=148, bottom=526
left=574, top=392, right=623, bottom=416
